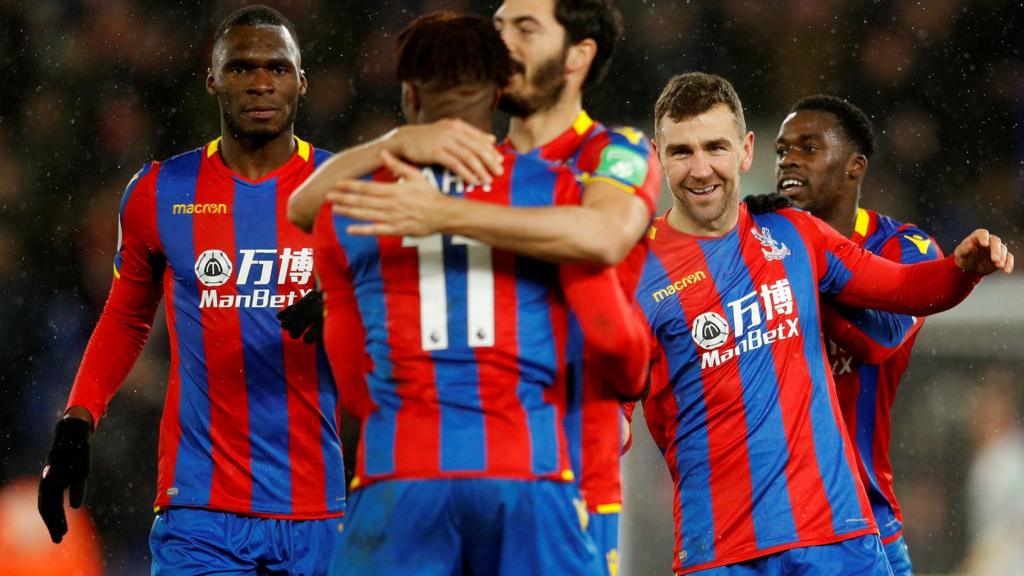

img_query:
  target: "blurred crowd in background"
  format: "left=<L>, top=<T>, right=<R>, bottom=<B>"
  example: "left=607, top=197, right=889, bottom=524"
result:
left=0, top=0, right=1021, bottom=574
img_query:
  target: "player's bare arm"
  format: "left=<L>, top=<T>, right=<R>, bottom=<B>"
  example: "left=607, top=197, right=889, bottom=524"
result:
left=287, top=119, right=503, bottom=231
left=332, top=151, right=649, bottom=265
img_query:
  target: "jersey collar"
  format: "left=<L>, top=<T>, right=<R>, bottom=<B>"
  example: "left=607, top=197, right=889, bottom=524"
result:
left=851, top=207, right=874, bottom=245
left=507, top=110, right=597, bottom=163
left=204, top=136, right=313, bottom=183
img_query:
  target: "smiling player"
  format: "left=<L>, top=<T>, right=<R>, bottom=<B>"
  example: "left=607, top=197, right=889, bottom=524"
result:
left=776, top=95, right=940, bottom=575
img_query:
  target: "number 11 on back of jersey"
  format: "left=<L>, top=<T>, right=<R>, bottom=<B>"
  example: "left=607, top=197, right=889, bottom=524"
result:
left=403, top=234, right=496, bottom=351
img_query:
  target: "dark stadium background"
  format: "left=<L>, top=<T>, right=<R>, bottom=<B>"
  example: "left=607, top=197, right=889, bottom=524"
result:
left=0, top=1, right=1021, bottom=574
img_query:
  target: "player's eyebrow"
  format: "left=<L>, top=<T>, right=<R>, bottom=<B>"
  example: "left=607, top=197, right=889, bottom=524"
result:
left=776, top=133, right=816, bottom=144
left=663, top=143, right=692, bottom=155
left=222, top=56, right=295, bottom=69
left=494, top=14, right=543, bottom=28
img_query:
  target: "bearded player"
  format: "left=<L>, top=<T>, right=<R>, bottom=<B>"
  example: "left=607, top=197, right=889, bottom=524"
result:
left=311, top=12, right=650, bottom=575
left=288, top=4, right=658, bottom=572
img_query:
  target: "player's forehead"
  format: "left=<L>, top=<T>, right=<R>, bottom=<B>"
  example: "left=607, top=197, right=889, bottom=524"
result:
left=494, top=0, right=559, bottom=28
left=777, top=110, right=841, bottom=143
left=212, top=24, right=300, bottom=67
left=660, top=104, right=741, bottom=145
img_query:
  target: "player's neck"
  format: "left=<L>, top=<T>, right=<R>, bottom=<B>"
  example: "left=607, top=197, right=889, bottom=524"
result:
left=218, top=129, right=297, bottom=180
left=506, top=94, right=582, bottom=152
left=829, top=208, right=858, bottom=239
left=418, top=87, right=497, bottom=134
left=420, top=109, right=492, bottom=134
left=820, top=189, right=860, bottom=238
left=666, top=201, right=739, bottom=238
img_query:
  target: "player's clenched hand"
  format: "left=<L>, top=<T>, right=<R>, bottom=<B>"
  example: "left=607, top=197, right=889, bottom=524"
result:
left=329, top=151, right=454, bottom=237
left=277, top=289, right=323, bottom=343
left=38, top=416, right=91, bottom=543
left=954, top=229, right=1014, bottom=275
left=386, top=119, right=503, bottom=186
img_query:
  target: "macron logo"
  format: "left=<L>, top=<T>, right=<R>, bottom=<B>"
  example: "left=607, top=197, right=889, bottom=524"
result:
left=172, top=203, right=228, bottom=215
left=652, top=270, right=707, bottom=302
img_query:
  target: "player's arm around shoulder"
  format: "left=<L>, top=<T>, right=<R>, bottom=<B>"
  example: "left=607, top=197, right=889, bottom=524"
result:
left=577, top=126, right=662, bottom=264
left=288, top=119, right=503, bottom=232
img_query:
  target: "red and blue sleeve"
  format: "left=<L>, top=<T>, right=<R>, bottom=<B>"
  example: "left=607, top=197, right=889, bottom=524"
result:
left=313, top=206, right=373, bottom=420
left=804, top=213, right=979, bottom=316
left=642, top=344, right=672, bottom=455
left=821, top=226, right=944, bottom=363
left=576, top=127, right=662, bottom=217
left=66, top=163, right=165, bottom=426
left=559, top=263, right=650, bottom=400
left=621, top=313, right=659, bottom=453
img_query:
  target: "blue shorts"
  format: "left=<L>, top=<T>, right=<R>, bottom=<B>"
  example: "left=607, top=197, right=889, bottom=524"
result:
left=692, top=534, right=893, bottom=575
left=330, top=478, right=602, bottom=576
left=588, top=511, right=620, bottom=576
left=883, top=536, right=913, bottom=576
left=150, top=507, right=341, bottom=576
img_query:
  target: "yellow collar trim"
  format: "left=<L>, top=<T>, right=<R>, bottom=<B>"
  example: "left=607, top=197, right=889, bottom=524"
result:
left=854, top=208, right=869, bottom=237
left=206, top=136, right=309, bottom=161
left=573, top=110, right=594, bottom=135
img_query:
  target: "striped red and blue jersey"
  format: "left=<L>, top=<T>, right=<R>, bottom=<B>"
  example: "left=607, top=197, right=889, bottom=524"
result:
left=526, top=110, right=662, bottom=513
left=313, top=151, right=585, bottom=489
left=823, top=208, right=942, bottom=544
left=638, top=204, right=979, bottom=574
left=67, top=137, right=346, bottom=519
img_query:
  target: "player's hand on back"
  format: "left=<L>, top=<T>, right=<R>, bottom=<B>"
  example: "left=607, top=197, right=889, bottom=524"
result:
left=38, top=413, right=92, bottom=543
left=277, top=289, right=324, bottom=343
left=954, top=229, right=1014, bottom=275
left=743, top=193, right=792, bottom=214
left=386, top=119, right=503, bottom=186
left=329, top=150, right=454, bottom=237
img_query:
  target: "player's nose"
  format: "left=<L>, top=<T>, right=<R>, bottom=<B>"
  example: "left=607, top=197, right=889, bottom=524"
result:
left=777, top=147, right=798, bottom=168
left=689, top=151, right=713, bottom=179
left=246, top=67, right=276, bottom=94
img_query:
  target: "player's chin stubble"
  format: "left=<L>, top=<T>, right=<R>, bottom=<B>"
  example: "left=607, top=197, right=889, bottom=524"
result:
left=499, top=55, right=567, bottom=117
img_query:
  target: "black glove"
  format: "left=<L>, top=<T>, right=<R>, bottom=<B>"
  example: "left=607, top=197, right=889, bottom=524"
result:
left=743, top=192, right=792, bottom=214
left=278, top=289, right=324, bottom=344
left=38, top=416, right=91, bottom=543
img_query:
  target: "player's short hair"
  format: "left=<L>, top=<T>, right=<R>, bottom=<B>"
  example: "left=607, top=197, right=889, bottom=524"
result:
left=397, top=12, right=513, bottom=92
left=554, top=0, right=623, bottom=90
left=790, top=95, right=876, bottom=159
left=654, top=72, right=746, bottom=139
left=213, top=4, right=299, bottom=49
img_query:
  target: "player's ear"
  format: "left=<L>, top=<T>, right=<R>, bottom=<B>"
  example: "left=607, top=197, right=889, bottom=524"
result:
left=400, top=82, right=420, bottom=123
left=298, top=68, right=308, bottom=97
left=491, top=88, right=501, bottom=112
left=565, top=38, right=597, bottom=78
left=206, top=67, right=217, bottom=96
left=847, top=153, right=867, bottom=180
left=740, top=131, right=755, bottom=172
